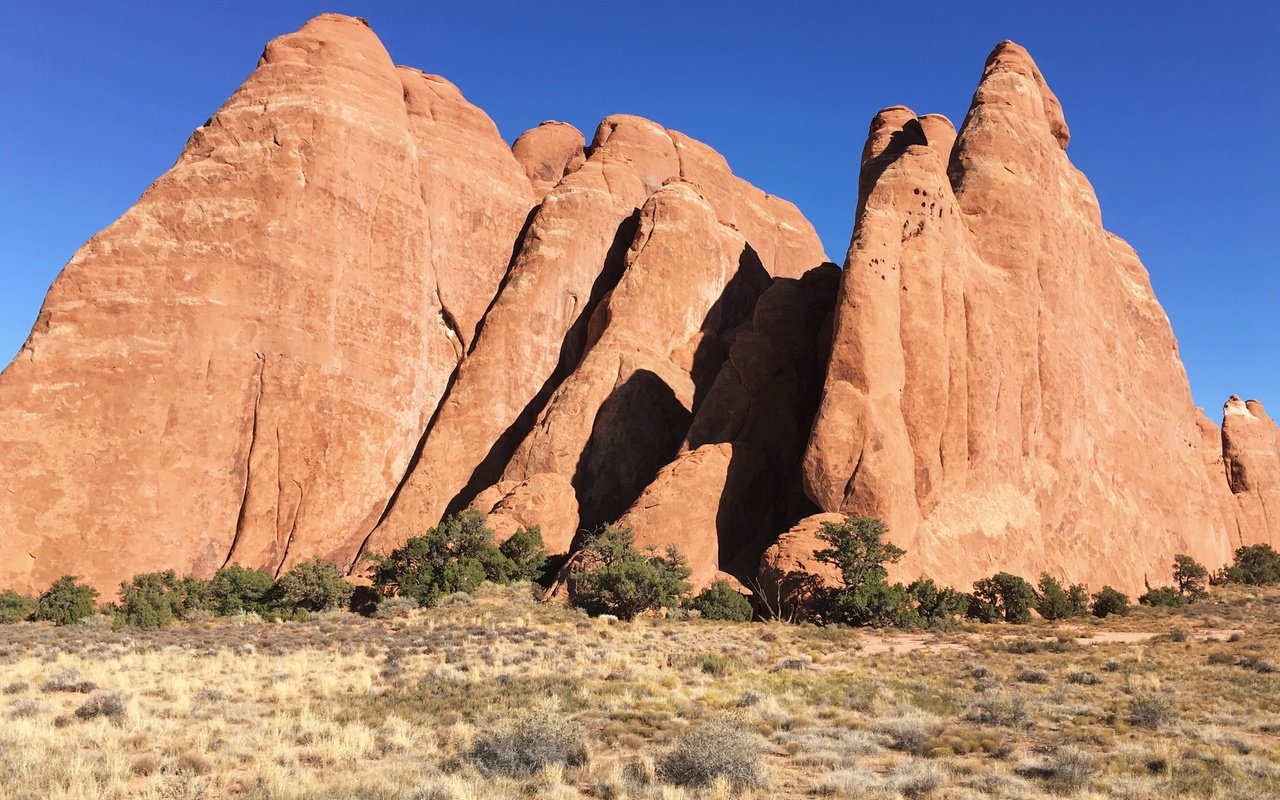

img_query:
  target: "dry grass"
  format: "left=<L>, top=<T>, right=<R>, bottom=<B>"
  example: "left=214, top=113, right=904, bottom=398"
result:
left=0, top=581, right=1277, bottom=799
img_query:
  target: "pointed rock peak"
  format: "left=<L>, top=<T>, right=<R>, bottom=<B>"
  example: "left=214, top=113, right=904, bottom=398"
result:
left=263, top=12, right=391, bottom=69
left=856, top=107, right=931, bottom=212
left=975, top=40, right=1070, bottom=149
left=861, top=106, right=923, bottom=165
left=301, top=12, right=372, bottom=29
left=645, top=178, right=710, bottom=209
left=512, top=121, right=587, bottom=201
left=1225, top=395, right=1254, bottom=417
left=589, top=114, right=672, bottom=153
left=917, top=113, right=957, bottom=156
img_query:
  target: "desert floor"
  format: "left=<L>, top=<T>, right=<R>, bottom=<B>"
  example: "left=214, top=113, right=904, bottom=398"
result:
left=1, top=583, right=1277, bottom=800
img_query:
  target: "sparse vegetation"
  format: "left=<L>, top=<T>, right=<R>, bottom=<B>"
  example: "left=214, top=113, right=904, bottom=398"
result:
left=815, top=515, right=941, bottom=628
left=1140, top=585, right=1186, bottom=607
left=34, top=575, right=99, bottom=626
left=113, top=569, right=204, bottom=628
left=275, top=557, right=353, bottom=612
left=1091, top=585, right=1131, bottom=618
left=657, top=715, right=766, bottom=788
left=206, top=563, right=277, bottom=615
left=1130, top=690, right=1175, bottom=729
left=568, top=524, right=691, bottom=620
left=968, top=572, right=1037, bottom=623
left=1035, top=573, right=1089, bottom=620
left=0, top=579, right=1277, bottom=799
left=367, top=511, right=547, bottom=608
left=1173, top=554, right=1210, bottom=597
left=686, top=579, right=753, bottom=621
left=1220, top=543, right=1280, bottom=585
left=468, top=709, right=588, bottom=777
left=0, top=588, right=36, bottom=623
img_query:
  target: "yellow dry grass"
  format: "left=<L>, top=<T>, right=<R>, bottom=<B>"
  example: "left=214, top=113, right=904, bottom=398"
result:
left=0, top=582, right=1277, bottom=799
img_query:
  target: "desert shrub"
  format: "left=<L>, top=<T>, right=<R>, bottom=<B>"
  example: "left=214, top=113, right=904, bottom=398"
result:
left=73, top=690, right=128, bottom=722
left=968, top=572, right=1036, bottom=624
left=1139, top=586, right=1185, bottom=608
left=275, top=558, right=352, bottom=612
left=695, top=653, right=738, bottom=675
left=42, top=668, right=96, bottom=694
left=496, top=526, right=548, bottom=583
left=7, top=698, right=42, bottom=719
left=1130, top=691, right=1174, bottom=729
left=829, top=579, right=920, bottom=628
left=0, top=589, right=36, bottom=624
left=468, top=709, right=587, bottom=777
left=907, top=578, right=967, bottom=628
left=114, top=570, right=206, bottom=628
left=1067, top=670, right=1101, bottom=685
left=1241, top=655, right=1278, bottom=674
left=1172, top=554, right=1209, bottom=598
left=1046, top=745, right=1096, bottom=792
left=968, top=691, right=1028, bottom=726
left=889, top=760, right=946, bottom=798
left=368, top=512, right=544, bottom=607
left=1091, top=586, right=1130, bottom=618
left=568, top=525, right=691, bottom=620
left=815, top=515, right=923, bottom=628
left=207, top=564, right=277, bottom=615
left=686, top=580, right=753, bottom=622
left=34, top=576, right=99, bottom=626
left=1221, top=544, right=1280, bottom=585
left=1066, top=583, right=1091, bottom=616
left=883, top=712, right=939, bottom=754
left=1017, top=667, right=1050, bottom=684
left=1035, top=573, right=1087, bottom=620
left=658, top=715, right=766, bottom=788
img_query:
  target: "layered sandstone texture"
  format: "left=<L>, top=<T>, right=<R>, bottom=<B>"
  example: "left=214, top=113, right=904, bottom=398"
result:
left=1221, top=397, right=1280, bottom=547
left=799, top=42, right=1247, bottom=595
left=0, top=14, right=828, bottom=594
left=0, top=14, right=536, bottom=593
left=363, top=114, right=828, bottom=562
left=0, top=17, right=1272, bottom=601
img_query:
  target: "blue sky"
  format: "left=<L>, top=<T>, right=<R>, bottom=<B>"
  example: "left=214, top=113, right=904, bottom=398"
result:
left=2, top=1, right=1275, bottom=416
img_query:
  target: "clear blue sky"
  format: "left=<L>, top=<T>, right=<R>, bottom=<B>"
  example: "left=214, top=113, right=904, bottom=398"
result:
left=2, top=1, right=1275, bottom=415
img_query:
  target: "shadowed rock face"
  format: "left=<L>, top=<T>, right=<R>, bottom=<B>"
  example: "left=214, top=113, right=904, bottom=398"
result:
left=0, top=19, right=1270, bottom=601
left=363, top=113, right=828, bottom=564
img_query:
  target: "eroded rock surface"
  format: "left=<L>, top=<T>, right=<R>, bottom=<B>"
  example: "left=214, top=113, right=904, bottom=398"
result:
left=0, top=14, right=532, bottom=593
left=0, top=23, right=1263, bottom=605
left=512, top=121, right=587, bottom=202
left=366, top=114, right=826, bottom=562
left=1222, top=396, right=1280, bottom=548
left=802, top=42, right=1235, bottom=595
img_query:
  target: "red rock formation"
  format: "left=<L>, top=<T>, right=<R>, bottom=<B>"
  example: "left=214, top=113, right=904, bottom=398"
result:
left=0, top=20, right=1263, bottom=604
left=802, top=42, right=1234, bottom=595
left=620, top=263, right=840, bottom=587
left=499, top=182, right=776, bottom=543
left=365, top=115, right=826, bottom=561
left=0, top=14, right=532, bottom=594
left=468, top=474, right=579, bottom=552
left=512, top=121, right=587, bottom=202
left=1222, top=396, right=1280, bottom=548
left=757, top=513, right=846, bottom=615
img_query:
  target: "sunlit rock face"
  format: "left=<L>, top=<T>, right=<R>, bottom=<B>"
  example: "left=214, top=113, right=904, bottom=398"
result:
left=0, top=21, right=1262, bottom=601
left=801, top=42, right=1238, bottom=595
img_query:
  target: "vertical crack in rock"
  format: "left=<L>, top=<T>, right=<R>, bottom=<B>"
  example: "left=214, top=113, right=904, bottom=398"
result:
left=275, top=479, right=305, bottom=577
left=222, top=353, right=266, bottom=569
